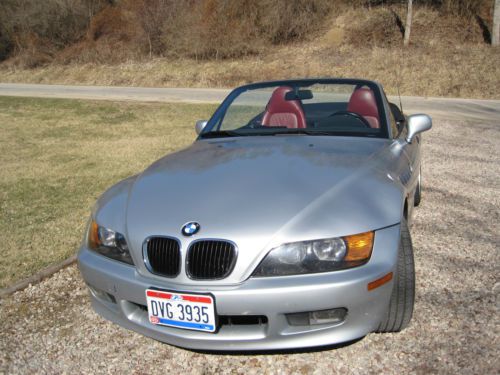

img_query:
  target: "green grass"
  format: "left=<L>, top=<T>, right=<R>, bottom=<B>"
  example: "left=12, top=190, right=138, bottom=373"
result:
left=0, top=96, right=217, bottom=288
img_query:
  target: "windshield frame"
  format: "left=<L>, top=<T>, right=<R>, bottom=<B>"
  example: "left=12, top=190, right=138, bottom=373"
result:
left=200, top=79, right=390, bottom=139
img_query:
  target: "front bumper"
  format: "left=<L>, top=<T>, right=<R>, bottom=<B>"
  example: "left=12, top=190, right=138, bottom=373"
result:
left=78, top=224, right=400, bottom=351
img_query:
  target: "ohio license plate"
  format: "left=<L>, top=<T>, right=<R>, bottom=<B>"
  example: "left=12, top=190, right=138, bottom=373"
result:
left=145, top=289, right=217, bottom=332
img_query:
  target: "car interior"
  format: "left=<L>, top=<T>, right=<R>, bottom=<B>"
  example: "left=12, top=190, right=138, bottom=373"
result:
left=260, top=85, right=381, bottom=132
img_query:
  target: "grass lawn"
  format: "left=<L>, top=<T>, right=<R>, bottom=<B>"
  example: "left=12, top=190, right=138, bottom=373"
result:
left=0, top=96, right=216, bottom=288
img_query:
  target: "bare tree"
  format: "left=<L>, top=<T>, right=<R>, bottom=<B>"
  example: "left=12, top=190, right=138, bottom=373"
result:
left=131, top=0, right=174, bottom=58
left=404, top=0, right=413, bottom=46
left=493, top=0, right=500, bottom=46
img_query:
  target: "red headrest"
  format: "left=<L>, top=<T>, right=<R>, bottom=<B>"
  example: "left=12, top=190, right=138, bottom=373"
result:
left=347, top=88, right=380, bottom=128
left=262, top=86, right=306, bottom=129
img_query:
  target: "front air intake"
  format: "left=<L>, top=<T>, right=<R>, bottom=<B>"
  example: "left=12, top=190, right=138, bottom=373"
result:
left=186, top=240, right=236, bottom=280
left=145, top=237, right=181, bottom=277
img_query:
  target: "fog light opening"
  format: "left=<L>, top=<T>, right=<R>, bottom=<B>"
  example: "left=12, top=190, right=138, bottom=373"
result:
left=287, top=308, right=348, bottom=326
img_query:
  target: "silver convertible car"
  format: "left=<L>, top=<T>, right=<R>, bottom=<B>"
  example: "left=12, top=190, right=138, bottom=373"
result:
left=78, top=79, right=432, bottom=351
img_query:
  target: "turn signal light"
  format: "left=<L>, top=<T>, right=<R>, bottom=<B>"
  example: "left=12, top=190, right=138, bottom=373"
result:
left=368, top=272, right=393, bottom=291
left=344, top=231, right=374, bottom=261
left=88, top=220, right=100, bottom=248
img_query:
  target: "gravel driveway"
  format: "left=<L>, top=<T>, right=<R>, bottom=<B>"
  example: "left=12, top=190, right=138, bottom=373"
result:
left=1, top=118, right=499, bottom=374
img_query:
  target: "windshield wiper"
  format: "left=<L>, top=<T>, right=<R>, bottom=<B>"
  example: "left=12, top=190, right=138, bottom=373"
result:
left=242, top=125, right=333, bottom=136
left=199, top=130, right=244, bottom=139
left=200, top=128, right=334, bottom=138
left=272, top=128, right=332, bottom=136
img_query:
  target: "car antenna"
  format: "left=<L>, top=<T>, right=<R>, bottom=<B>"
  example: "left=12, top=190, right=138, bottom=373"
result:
left=396, top=2, right=405, bottom=114
left=397, top=83, right=404, bottom=114
left=391, top=49, right=405, bottom=115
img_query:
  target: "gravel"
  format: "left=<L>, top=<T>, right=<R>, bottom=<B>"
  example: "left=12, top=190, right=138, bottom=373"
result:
left=1, top=118, right=499, bottom=374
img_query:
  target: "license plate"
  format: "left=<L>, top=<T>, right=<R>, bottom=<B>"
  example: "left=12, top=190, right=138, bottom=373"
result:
left=145, top=289, right=217, bottom=332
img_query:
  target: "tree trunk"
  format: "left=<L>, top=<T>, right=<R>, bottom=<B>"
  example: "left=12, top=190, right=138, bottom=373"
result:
left=493, top=0, right=500, bottom=46
left=404, top=0, right=413, bottom=46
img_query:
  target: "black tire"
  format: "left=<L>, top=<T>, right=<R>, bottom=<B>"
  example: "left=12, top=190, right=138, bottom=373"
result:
left=414, top=171, right=422, bottom=207
left=376, top=219, right=415, bottom=333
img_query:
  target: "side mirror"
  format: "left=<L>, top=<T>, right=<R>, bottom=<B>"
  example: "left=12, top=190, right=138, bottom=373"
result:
left=195, top=120, right=208, bottom=135
left=406, top=114, right=432, bottom=143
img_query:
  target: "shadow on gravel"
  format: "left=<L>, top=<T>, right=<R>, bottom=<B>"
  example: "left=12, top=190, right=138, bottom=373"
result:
left=423, top=185, right=498, bottom=243
left=189, top=337, right=365, bottom=356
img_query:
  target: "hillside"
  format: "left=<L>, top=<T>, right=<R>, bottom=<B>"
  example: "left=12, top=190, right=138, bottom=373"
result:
left=0, top=0, right=499, bottom=99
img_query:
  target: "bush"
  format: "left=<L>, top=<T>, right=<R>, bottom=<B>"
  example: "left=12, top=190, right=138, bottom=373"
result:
left=360, top=0, right=487, bottom=16
left=162, top=0, right=263, bottom=59
left=159, top=0, right=335, bottom=60
left=57, top=5, right=146, bottom=64
left=344, top=7, right=403, bottom=47
left=0, top=0, right=108, bottom=64
left=0, top=0, right=493, bottom=64
left=257, top=0, right=335, bottom=44
left=0, top=30, right=13, bottom=61
left=125, top=0, right=175, bottom=57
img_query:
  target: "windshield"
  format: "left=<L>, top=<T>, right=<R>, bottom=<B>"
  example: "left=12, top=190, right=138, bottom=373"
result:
left=201, top=80, right=387, bottom=139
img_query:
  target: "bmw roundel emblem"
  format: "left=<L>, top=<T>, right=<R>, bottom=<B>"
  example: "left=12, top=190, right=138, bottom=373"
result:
left=182, top=222, right=200, bottom=236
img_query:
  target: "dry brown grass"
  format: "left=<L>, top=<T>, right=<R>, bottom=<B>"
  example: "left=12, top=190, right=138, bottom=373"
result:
left=0, top=96, right=216, bottom=287
left=1, top=6, right=499, bottom=99
left=1, top=39, right=499, bottom=99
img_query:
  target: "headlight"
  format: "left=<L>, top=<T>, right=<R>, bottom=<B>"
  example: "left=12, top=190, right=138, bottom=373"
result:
left=87, top=220, right=134, bottom=265
left=252, top=231, right=374, bottom=277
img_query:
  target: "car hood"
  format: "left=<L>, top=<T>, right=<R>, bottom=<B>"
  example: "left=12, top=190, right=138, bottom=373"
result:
left=121, top=136, right=402, bottom=284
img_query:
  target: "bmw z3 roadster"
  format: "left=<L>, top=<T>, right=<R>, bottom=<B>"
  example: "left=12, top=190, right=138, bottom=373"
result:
left=78, top=79, right=432, bottom=351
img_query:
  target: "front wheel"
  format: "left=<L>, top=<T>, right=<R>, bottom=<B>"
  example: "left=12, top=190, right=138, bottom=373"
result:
left=376, top=219, right=415, bottom=332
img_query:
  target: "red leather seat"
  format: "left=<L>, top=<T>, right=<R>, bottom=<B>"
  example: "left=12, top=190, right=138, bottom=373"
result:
left=347, top=88, right=380, bottom=128
left=262, top=86, right=307, bottom=129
